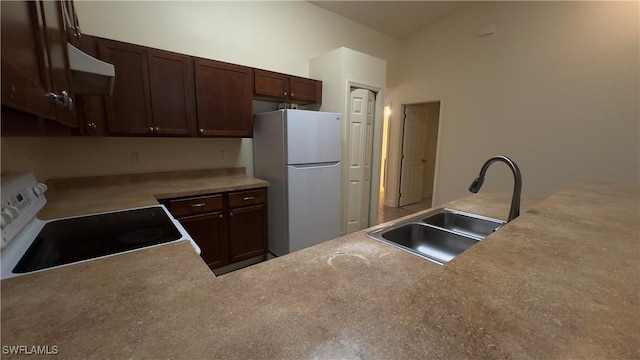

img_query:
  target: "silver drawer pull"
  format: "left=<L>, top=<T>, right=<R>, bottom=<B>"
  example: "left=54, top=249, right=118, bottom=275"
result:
left=243, top=196, right=255, bottom=201
left=191, top=203, right=206, bottom=208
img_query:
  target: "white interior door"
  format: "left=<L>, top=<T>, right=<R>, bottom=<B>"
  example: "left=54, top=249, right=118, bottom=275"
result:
left=346, top=88, right=375, bottom=234
left=399, top=105, right=426, bottom=206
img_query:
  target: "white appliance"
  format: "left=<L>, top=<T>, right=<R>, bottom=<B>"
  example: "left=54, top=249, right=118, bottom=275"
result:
left=253, top=109, right=342, bottom=256
left=0, top=172, right=199, bottom=280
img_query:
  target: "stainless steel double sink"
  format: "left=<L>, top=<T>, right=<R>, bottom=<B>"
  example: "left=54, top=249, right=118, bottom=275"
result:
left=366, top=208, right=505, bottom=265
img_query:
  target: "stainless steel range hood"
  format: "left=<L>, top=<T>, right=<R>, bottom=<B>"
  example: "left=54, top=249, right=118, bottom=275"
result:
left=67, top=43, right=115, bottom=96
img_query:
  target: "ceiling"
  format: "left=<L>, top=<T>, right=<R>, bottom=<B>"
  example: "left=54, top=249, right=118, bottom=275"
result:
left=308, top=1, right=471, bottom=41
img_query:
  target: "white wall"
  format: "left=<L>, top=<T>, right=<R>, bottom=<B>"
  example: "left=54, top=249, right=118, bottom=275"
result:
left=1, top=136, right=253, bottom=181
left=422, top=102, right=439, bottom=200
left=74, top=1, right=398, bottom=77
left=1, top=1, right=399, bottom=181
left=309, top=47, right=387, bottom=232
left=386, top=1, right=640, bottom=206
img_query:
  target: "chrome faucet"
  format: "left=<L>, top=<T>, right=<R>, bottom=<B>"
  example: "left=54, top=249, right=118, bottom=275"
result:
left=468, top=156, right=522, bottom=222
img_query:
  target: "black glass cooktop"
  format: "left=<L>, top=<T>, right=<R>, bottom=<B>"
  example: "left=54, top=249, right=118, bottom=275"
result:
left=13, top=207, right=182, bottom=274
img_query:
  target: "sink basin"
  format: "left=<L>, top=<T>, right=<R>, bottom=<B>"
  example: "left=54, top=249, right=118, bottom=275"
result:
left=366, top=208, right=505, bottom=265
left=377, top=223, right=479, bottom=264
left=421, top=208, right=505, bottom=239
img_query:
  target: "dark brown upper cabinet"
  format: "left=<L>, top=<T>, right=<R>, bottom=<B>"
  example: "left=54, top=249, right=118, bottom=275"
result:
left=289, top=76, right=322, bottom=104
left=98, top=39, right=152, bottom=135
left=253, top=69, right=322, bottom=105
left=98, top=39, right=195, bottom=136
left=147, top=49, right=196, bottom=136
left=74, top=34, right=106, bottom=136
left=194, top=58, right=253, bottom=137
left=1, top=0, right=77, bottom=128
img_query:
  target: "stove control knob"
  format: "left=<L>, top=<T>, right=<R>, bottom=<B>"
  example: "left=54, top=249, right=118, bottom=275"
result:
left=1, top=206, right=19, bottom=228
left=0, top=211, right=10, bottom=229
left=32, top=183, right=48, bottom=197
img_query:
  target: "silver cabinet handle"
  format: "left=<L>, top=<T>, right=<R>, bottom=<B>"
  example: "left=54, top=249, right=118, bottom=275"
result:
left=199, top=128, right=204, bottom=134
left=290, top=93, right=294, bottom=98
left=219, top=214, right=223, bottom=219
left=230, top=211, right=233, bottom=217
left=66, top=94, right=74, bottom=111
left=191, top=203, right=206, bottom=208
left=283, top=91, right=287, bottom=97
left=243, top=196, right=255, bottom=201
left=148, top=127, right=154, bottom=133
left=50, top=91, right=73, bottom=109
left=154, top=127, right=159, bottom=132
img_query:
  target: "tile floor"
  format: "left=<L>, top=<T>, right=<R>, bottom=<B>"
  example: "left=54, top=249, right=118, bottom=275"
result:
left=377, top=194, right=432, bottom=224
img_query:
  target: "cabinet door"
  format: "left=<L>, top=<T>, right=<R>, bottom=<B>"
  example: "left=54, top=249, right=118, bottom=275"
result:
left=179, top=212, right=228, bottom=269
left=147, top=49, right=196, bottom=136
left=99, top=39, right=153, bottom=135
left=194, top=58, right=252, bottom=137
left=1, top=1, right=53, bottom=119
left=289, top=76, right=322, bottom=104
left=253, top=69, right=288, bottom=100
left=228, top=204, right=268, bottom=262
left=75, top=34, right=106, bottom=136
left=40, top=0, right=77, bottom=127
left=1, top=1, right=76, bottom=126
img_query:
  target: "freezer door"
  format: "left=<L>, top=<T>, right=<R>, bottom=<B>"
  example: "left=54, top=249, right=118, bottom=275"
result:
left=287, top=162, right=341, bottom=253
left=285, top=110, right=341, bottom=165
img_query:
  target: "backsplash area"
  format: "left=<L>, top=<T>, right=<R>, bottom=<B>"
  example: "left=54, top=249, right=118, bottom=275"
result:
left=1, top=136, right=254, bottom=182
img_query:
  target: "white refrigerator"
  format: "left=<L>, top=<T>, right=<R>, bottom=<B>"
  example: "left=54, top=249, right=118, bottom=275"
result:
left=253, top=109, right=342, bottom=256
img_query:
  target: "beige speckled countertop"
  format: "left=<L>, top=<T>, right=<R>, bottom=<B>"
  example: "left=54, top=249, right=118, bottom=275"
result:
left=38, top=168, right=269, bottom=219
left=2, top=181, right=638, bottom=359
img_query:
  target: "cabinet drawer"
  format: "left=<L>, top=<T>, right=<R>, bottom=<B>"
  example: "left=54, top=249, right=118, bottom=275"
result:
left=168, top=194, right=223, bottom=217
left=228, top=188, right=267, bottom=209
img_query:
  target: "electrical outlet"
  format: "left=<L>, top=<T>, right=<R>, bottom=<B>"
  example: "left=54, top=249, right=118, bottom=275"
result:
left=220, top=150, right=225, bottom=159
left=131, top=152, right=141, bottom=163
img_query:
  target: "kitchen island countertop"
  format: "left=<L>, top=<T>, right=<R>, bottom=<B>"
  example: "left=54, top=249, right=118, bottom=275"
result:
left=1, top=181, right=638, bottom=359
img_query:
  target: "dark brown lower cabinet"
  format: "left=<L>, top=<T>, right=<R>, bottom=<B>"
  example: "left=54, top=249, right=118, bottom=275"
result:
left=165, top=188, right=268, bottom=270
left=179, top=212, right=228, bottom=269
left=229, top=204, right=268, bottom=263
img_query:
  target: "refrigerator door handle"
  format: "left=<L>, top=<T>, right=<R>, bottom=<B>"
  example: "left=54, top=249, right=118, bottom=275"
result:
left=289, top=162, right=340, bottom=169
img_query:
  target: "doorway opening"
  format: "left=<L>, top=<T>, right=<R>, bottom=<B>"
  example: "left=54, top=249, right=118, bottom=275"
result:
left=378, top=101, right=441, bottom=223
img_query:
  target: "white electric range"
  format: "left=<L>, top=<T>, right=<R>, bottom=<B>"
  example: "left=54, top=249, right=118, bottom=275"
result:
left=0, top=172, right=200, bottom=280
